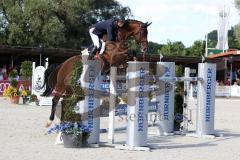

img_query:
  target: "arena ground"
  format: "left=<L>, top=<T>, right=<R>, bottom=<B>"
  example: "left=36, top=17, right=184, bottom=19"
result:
left=0, top=97, right=240, bottom=160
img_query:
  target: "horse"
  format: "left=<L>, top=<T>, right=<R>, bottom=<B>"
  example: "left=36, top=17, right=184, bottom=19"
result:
left=43, top=19, right=152, bottom=127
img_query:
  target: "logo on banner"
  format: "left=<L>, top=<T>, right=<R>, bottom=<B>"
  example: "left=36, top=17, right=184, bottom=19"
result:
left=32, top=66, right=45, bottom=93
left=165, top=67, right=171, bottom=77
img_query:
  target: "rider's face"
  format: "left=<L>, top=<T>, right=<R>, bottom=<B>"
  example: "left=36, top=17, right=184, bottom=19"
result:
left=117, top=21, right=124, bottom=28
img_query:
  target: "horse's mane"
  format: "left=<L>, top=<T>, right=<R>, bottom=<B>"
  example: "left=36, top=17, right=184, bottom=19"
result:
left=126, top=19, right=144, bottom=24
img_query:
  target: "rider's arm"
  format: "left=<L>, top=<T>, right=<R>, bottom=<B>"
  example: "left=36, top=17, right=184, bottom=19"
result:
left=107, top=26, right=114, bottom=41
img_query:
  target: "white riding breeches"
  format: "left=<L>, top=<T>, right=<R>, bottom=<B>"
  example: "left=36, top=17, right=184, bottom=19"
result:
left=99, top=40, right=105, bottom=54
left=89, top=27, right=105, bottom=54
left=89, top=27, right=100, bottom=49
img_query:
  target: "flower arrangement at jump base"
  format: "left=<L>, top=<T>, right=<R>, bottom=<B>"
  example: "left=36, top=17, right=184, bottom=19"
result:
left=48, top=61, right=89, bottom=148
left=20, top=89, right=31, bottom=104
left=3, top=69, right=20, bottom=104
left=20, top=61, right=32, bottom=104
left=48, top=122, right=91, bottom=147
left=3, top=86, right=20, bottom=103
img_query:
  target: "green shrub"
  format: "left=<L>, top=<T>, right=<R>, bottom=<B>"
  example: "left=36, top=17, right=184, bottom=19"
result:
left=20, top=61, right=32, bottom=80
left=61, top=61, right=85, bottom=122
left=10, top=79, right=18, bottom=88
left=9, top=69, right=18, bottom=79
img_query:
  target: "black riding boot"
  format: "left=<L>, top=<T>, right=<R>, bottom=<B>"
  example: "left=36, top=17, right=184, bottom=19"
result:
left=89, top=46, right=98, bottom=56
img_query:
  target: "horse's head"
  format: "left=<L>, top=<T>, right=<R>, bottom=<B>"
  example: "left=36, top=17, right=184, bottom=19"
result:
left=118, top=20, right=152, bottom=59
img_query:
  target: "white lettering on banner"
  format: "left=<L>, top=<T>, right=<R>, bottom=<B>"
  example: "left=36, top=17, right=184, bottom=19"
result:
left=0, top=83, right=10, bottom=93
left=164, top=83, right=170, bottom=120
left=138, top=68, right=145, bottom=132
left=163, top=66, right=171, bottom=121
left=205, top=68, right=212, bottom=122
left=87, top=66, right=95, bottom=130
left=0, top=81, right=30, bottom=95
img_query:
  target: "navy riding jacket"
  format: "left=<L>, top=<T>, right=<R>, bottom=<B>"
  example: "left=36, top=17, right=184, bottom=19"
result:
left=92, top=18, right=118, bottom=41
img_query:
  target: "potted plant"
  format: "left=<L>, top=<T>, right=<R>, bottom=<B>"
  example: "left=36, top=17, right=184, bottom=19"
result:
left=20, top=89, right=31, bottom=104
left=3, top=85, right=20, bottom=104
left=48, top=61, right=89, bottom=147
left=29, top=94, right=38, bottom=105
left=20, top=61, right=32, bottom=103
left=8, top=69, right=20, bottom=104
left=48, top=98, right=90, bottom=148
left=48, top=121, right=90, bottom=148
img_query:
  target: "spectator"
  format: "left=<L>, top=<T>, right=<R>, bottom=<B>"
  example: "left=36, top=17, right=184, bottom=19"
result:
left=233, top=80, right=238, bottom=86
left=3, top=73, right=8, bottom=80
left=219, top=80, right=224, bottom=86
left=0, top=72, right=3, bottom=81
left=226, top=78, right=231, bottom=86
left=7, top=65, right=16, bottom=74
left=2, top=65, right=7, bottom=75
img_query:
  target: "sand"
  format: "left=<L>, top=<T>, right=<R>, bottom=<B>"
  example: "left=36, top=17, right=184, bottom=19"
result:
left=0, top=97, right=240, bottom=160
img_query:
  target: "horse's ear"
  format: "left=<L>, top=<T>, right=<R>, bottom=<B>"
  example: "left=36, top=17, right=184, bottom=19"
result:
left=142, top=22, right=152, bottom=28
left=146, top=22, right=152, bottom=27
left=142, top=22, right=147, bottom=28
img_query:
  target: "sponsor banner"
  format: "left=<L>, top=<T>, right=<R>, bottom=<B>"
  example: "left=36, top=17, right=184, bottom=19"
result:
left=215, top=85, right=231, bottom=97
left=230, top=85, right=240, bottom=97
left=0, top=80, right=31, bottom=95
left=192, top=85, right=240, bottom=97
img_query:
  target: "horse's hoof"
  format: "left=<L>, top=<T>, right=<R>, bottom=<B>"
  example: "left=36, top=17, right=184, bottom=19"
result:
left=45, top=120, right=53, bottom=128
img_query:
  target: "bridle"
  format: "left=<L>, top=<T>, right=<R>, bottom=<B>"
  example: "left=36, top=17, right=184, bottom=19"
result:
left=133, top=26, right=148, bottom=43
left=132, top=25, right=148, bottom=60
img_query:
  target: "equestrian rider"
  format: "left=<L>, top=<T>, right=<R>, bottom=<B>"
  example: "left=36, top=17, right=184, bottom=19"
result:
left=89, top=18, right=125, bottom=56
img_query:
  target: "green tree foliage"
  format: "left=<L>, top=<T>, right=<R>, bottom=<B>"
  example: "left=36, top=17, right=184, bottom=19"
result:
left=207, top=30, right=217, bottom=48
left=232, top=25, right=240, bottom=49
left=207, top=27, right=240, bottom=49
left=160, top=40, right=185, bottom=56
left=186, top=40, right=204, bottom=56
left=147, top=41, right=162, bottom=54
left=0, top=0, right=131, bottom=48
left=20, top=61, right=32, bottom=80
left=235, top=0, right=240, bottom=10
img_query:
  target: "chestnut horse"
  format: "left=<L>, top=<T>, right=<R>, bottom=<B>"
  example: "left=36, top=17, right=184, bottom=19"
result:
left=44, top=20, right=152, bottom=126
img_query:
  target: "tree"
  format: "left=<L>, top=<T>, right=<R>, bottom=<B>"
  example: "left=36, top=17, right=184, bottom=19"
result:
left=147, top=41, right=163, bottom=55
left=235, top=0, right=240, bottom=10
left=206, top=27, right=240, bottom=49
left=160, top=40, right=186, bottom=56
left=207, top=30, right=218, bottom=48
left=0, top=0, right=131, bottom=48
left=186, top=40, right=204, bottom=56
left=232, top=25, right=240, bottom=49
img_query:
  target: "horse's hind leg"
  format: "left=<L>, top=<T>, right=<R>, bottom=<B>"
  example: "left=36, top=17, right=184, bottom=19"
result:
left=45, top=93, right=61, bottom=127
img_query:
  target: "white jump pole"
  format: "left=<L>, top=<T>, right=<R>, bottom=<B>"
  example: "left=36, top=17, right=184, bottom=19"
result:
left=108, top=67, right=117, bottom=144
left=31, top=62, right=36, bottom=95
left=116, top=61, right=150, bottom=151
left=189, top=83, right=194, bottom=100
left=78, top=50, right=101, bottom=145
left=183, top=67, right=190, bottom=133
left=156, top=62, right=175, bottom=135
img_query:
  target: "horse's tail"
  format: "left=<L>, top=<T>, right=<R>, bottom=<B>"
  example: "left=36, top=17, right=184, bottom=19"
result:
left=41, top=64, right=60, bottom=97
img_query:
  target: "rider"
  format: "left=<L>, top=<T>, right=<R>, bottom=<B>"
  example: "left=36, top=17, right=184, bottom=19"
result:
left=88, top=18, right=125, bottom=56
